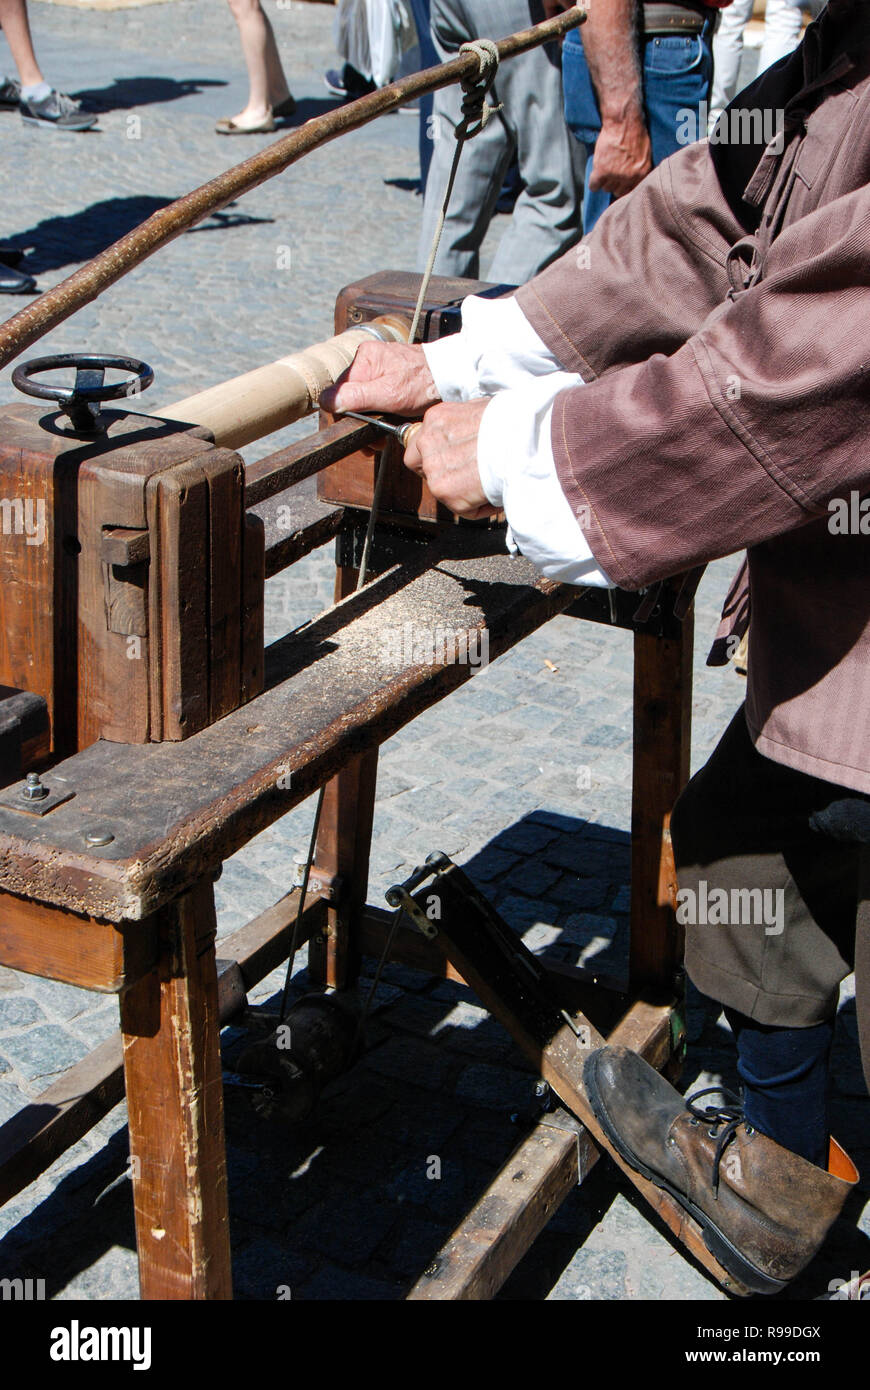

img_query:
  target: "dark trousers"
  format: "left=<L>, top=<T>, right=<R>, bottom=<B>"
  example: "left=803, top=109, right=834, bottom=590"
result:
left=671, top=706, right=869, bottom=1165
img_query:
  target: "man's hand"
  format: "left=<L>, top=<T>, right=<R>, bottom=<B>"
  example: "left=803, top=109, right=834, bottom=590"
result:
left=404, top=398, right=497, bottom=520
left=589, top=107, right=653, bottom=197
left=320, top=341, right=441, bottom=418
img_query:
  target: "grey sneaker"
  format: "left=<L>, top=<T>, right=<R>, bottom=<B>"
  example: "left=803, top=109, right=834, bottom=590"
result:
left=0, top=76, right=21, bottom=108
left=20, top=89, right=97, bottom=131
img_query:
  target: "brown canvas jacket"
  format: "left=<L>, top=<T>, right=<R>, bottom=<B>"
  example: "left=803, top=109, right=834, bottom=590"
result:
left=516, top=0, right=870, bottom=797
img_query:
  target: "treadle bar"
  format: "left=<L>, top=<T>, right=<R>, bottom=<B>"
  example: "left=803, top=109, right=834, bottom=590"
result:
left=396, top=856, right=750, bottom=1296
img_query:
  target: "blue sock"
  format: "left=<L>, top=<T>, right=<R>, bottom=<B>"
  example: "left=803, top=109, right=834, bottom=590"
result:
left=724, top=1008, right=834, bottom=1168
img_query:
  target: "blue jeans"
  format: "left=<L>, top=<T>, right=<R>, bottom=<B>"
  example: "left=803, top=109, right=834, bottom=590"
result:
left=563, top=19, right=714, bottom=234
left=408, top=0, right=439, bottom=189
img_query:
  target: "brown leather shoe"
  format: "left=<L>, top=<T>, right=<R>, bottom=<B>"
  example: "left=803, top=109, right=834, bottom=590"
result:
left=584, top=1045, right=858, bottom=1294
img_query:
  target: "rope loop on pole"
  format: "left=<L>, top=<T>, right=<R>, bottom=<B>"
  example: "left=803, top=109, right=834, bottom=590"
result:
left=456, top=38, right=502, bottom=139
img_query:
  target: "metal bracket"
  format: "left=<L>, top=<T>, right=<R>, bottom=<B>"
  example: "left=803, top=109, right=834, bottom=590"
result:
left=540, top=1106, right=595, bottom=1185
left=0, top=776, right=75, bottom=817
left=292, top=861, right=341, bottom=903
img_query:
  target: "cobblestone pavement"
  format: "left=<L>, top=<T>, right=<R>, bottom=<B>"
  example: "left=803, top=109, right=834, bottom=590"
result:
left=0, top=2, right=866, bottom=1303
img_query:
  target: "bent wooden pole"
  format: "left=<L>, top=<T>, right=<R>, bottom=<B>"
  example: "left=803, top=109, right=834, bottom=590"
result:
left=0, top=7, right=586, bottom=371
left=159, top=314, right=408, bottom=449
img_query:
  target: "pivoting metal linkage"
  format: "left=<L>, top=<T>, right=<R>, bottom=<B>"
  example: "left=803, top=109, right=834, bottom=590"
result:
left=385, top=851, right=453, bottom=939
left=12, top=353, right=154, bottom=434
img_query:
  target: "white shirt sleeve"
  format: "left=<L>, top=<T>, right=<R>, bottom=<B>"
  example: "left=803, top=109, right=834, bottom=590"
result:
left=422, top=295, right=563, bottom=400
left=421, top=295, right=614, bottom=589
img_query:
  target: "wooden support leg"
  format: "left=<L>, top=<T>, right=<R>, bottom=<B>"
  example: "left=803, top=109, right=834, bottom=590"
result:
left=629, top=618, right=694, bottom=994
left=310, top=750, right=379, bottom=989
left=309, top=559, right=379, bottom=990
left=119, top=877, right=232, bottom=1300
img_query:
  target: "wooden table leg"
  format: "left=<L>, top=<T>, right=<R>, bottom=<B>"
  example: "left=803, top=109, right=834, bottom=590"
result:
left=119, top=877, right=232, bottom=1300
left=309, top=559, right=380, bottom=990
left=628, top=616, right=694, bottom=994
left=310, top=749, right=379, bottom=989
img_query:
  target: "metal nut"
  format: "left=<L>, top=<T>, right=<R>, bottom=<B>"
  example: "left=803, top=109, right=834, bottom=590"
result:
left=22, top=772, right=48, bottom=801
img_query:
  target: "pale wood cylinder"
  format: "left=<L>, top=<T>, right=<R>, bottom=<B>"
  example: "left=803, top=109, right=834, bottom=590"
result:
left=157, top=314, right=409, bottom=449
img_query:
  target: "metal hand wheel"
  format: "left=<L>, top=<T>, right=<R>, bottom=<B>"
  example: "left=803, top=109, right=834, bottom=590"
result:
left=11, top=352, right=154, bottom=433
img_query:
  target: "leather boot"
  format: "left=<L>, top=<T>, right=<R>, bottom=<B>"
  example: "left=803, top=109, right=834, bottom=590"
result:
left=584, top=1045, right=858, bottom=1294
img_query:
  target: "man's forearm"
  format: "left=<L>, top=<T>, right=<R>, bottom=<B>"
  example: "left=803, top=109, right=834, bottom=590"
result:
left=583, top=0, right=644, bottom=122
left=581, top=0, right=652, bottom=196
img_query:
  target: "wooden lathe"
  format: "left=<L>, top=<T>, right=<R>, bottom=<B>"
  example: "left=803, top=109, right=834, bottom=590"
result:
left=0, top=9, right=750, bottom=1300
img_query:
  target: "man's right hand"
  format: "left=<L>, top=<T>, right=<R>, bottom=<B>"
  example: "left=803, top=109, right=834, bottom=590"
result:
left=589, top=109, right=653, bottom=198
left=320, top=341, right=441, bottom=418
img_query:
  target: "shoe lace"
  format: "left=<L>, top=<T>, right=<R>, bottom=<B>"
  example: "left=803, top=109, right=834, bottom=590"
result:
left=685, top=1086, right=745, bottom=1200
left=52, top=91, right=82, bottom=115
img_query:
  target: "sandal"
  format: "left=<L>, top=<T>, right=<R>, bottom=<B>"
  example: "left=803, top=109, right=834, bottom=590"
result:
left=215, top=111, right=276, bottom=135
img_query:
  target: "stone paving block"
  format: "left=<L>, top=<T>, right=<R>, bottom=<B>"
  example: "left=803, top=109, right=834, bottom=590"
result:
left=365, top=1036, right=454, bottom=1092
left=464, top=848, right=520, bottom=883
left=547, top=874, right=610, bottom=911
left=495, top=895, right=558, bottom=930
left=593, top=1193, right=725, bottom=1302
left=366, top=962, right=433, bottom=994
left=0, top=997, right=47, bottom=1031
left=396, top=781, right=483, bottom=824
left=611, top=884, right=631, bottom=913
left=18, top=978, right=94, bottom=1024
left=560, top=911, right=624, bottom=951
left=544, top=833, right=628, bottom=877
left=380, top=994, right=457, bottom=1043
left=492, top=820, right=561, bottom=855
left=546, top=1245, right=629, bottom=1300
left=456, top=1110, right=528, bottom=1170
left=455, top=1063, right=539, bottom=1113
left=53, top=1248, right=140, bottom=1303
left=231, top=1240, right=314, bottom=1301
left=293, top=1191, right=398, bottom=1267
left=376, top=771, right=415, bottom=801
left=0, top=1026, right=89, bottom=1083
left=0, top=1080, right=24, bottom=1124
left=382, top=1090, right=467, bottom=1151
left=454, top=689, right=517, bottom=718
left=67, top=1007, right=119, bottom=1051
left=384, top=1214, right=451, bottom=1281
left=582, top=723, right=631, bottom=750
left=519, top=922, right=563, bottom=955
left=317, top=1126, right=408, bottom=1189
left=428, top=978, right=475, bottom=1006
left=227, top=1151, right=328, bottom=1229
left=504, top=859, right=561, bottom=898
left=387, top=1154, right=470, bottom=1222
left=429, top=1001, right=517, bottom=1064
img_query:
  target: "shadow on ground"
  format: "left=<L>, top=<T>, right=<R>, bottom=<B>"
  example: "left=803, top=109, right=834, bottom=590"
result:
left=3, top=197, right=274, bottom=275
left=70, top=75, right=227, bottom=113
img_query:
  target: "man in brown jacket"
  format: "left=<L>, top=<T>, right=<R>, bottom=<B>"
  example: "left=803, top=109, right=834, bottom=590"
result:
left=322, top=0, right=869, bottom=1293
